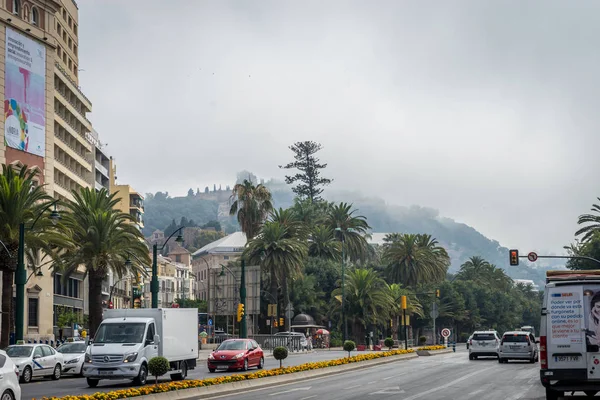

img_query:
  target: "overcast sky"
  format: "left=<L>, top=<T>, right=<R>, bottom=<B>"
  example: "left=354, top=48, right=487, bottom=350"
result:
left=78, top=0, right=600, bottom=254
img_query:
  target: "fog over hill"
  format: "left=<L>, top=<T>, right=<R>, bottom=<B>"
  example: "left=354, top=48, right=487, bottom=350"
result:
left=143, top=173, right=564, bottom=288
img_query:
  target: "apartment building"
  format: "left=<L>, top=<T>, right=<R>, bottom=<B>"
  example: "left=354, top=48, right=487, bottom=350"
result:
left=191, top=232, right=260, bottom=334
left=87, top=128, right=110, bottom=192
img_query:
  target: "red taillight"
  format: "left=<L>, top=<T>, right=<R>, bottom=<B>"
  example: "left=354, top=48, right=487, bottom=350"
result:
left=540, top=336, right=547, bottom=369
left=500, top=340, right=504, bottom=346
left=496, top=339, right=499, bottom=345
left=525, top=336, right=531, bottom=344
left=469, top=339, right=473, bottom=345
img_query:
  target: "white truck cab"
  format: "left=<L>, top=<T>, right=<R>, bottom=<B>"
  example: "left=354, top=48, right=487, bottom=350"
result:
left=540, top=270, right=600, bottom=399
left=83, top=308, right=198, bottom=388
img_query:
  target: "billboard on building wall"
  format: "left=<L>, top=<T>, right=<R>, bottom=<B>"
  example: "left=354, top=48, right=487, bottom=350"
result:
left=4, top=27, right=46, bottom=157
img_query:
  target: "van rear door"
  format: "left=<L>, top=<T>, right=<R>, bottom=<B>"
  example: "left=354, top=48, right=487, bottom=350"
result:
left=546, top=285, right=587, bottom=373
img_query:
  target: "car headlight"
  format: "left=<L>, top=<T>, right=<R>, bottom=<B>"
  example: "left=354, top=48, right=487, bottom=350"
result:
left=66, top=357, right=81, bottom=364
left=123, top=352, right=138, bottom=363
left=84, top=353, right=92, bottom=363
left=234, top=352, right=245, bottom=359
left=208, top=354, right=215, bottom=360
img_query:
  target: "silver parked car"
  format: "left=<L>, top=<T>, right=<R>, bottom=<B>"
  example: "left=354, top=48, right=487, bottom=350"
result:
left=498, top=331, right=538, bottom=363
left=468, top=330, right=500, bottom=360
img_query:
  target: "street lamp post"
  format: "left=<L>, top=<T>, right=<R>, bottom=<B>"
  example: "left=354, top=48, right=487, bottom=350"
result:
left=219, top=262, right=246, bottom=338
left=151, top=228, right=184, bottom=308
left=16, top=200, right=60, bottom=342
left=335, top=227, right=355, bottom=343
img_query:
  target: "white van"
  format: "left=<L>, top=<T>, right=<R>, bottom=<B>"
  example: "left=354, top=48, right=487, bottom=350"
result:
left=540, top=270, right=600, bottom=399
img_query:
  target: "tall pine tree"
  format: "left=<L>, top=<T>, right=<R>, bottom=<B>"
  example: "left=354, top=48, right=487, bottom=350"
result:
left=279, top=141, right=332, bottom=202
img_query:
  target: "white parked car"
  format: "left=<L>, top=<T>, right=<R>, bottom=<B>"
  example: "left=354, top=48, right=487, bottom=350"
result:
left=6, top=344, right=64, bottom=383
left=0, top=350, right=21, bottom=400
left=57, top=341, right=88, bottom=376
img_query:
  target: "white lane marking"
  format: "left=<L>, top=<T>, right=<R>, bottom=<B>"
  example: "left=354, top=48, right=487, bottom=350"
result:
left=368, top=380, right=377, bottom=384
left=403, top=367, right=494, bottom=400
left=300, top=396, right=317, bottom=400
left=269, top=387, right=311, bottom=396
left=370, top=386, right=405, bottom=395
left=382, top=376, right=394, bottom=380
left=466, top=389, right=485, bottom=398
left=346, top=385, right=361, bottom=390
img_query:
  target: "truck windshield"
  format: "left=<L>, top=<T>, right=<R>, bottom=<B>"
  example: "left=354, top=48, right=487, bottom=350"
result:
left=94, top=323, right=146, bottom=344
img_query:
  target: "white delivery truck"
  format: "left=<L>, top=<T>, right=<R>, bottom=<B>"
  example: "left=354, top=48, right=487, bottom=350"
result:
left=82, top=308, right=198, bottom=388
left=541, top=270, right=600, bottom=399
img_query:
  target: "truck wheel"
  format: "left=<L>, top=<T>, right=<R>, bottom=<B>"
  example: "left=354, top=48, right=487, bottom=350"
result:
left=133, top=364, right=148, bottom=386
left=86, top=378, right=99, bottom=388
left=171, top=361, right=187, bottom=381
left=545, top=387, right=562, bottom=400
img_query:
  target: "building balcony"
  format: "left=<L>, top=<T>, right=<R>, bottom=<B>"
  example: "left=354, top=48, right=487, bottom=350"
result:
left=55, top=62, right=92, bottom=111
left=95, top=181, right=106, bottom=191
left=95, top=160, right=109, bottom=178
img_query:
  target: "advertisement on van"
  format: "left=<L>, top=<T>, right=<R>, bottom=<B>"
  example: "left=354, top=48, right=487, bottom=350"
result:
left=548, top=287, right=584, bottom=346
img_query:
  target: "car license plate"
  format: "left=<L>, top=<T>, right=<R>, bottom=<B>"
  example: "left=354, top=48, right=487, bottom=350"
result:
left=554, top=356, right=580, bottom=362
left=99, top=371, right=113, bottom=375
left=509, top=345, right=520, bottom=350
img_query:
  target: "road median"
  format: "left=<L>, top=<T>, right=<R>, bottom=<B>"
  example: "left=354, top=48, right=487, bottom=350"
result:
left=41, top=350, right=417, bottom=400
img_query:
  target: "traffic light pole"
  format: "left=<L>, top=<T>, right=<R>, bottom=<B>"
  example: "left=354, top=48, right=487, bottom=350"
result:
left=510, top=249, right=600, bottom=266
left=239, top=259, right=247, bottom=338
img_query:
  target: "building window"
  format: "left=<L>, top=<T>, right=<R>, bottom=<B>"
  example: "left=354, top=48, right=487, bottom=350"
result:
left=31, top=7, right=38, bottom=25
left=223, top=256, right=229, bottom=260
left=28, top=298, right=38, bottom=327
left=62, top=8, right=66, bottom=20
left=12, top=0, right=20, bottom=16
left=23, top=4, right=29, bottom=20
left=175, top=255, right=181, bottom=263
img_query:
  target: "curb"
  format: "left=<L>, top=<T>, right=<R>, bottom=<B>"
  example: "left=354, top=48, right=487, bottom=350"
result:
left=415, top=349, right=454, bottom=357
left=137, top=353, right=418, bottom=400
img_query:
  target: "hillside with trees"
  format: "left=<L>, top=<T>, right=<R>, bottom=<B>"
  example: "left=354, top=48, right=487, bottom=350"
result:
left=142, top=141, right=560, bottom=287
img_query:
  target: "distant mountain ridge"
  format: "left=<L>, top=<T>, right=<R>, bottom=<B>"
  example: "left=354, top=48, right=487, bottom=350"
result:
left=142, top=177, right=562, bottom=287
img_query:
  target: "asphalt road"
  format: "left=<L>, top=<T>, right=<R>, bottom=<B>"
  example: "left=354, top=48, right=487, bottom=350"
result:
left=204, top=350, right=550, bottom=400
left=22, top=350, right=363, bottom=399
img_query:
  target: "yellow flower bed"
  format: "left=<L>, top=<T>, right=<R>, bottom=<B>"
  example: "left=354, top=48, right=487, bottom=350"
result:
left=37, top=349, right=414, bottom=400
left=417, top=345, right=447, bottom=351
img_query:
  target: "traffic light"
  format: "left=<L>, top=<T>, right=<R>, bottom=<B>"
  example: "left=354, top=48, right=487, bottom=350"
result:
left=436, top=289, right=440, bottom=298
left=401, top=295, right=407, bottom=310
left=273, top=319, right=278, bottom=327
left=509, top=249, right=519, bottom=266
left=237, top=303, right=245, bottom=322
left=279, top=318, right=284, bottom=326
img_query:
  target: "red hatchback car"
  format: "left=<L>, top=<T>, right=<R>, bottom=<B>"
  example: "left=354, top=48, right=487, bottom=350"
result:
left=207, top=339, right=264, bottom=372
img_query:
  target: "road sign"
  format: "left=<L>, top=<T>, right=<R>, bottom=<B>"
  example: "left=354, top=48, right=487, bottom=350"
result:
left=441, top=328, right=451, bottom=338
left=528, top=252, right=538, bottom=262
left=268, top=304, right=277, bottom=317
left=430, top=303, right=439, bottom=319
left=285, top=303, right=294, bottom=319
left=208, top=318, right=213, bottom=326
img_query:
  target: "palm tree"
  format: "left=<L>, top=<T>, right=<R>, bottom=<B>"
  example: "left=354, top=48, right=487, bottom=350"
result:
left=330, top=268, right=390, bottom=341
left=325, top=202, right=371, bottom=262
left=0, top=164, right=69, bottom=348
left=243, top=221, right=308, bottom=324
left=55, top=188, right=151, bottom=337
left=575, top=198, right=600, bottom=243
left=229, top=180, right=273, bottom=240
left=455, top=256, right=491, bottom=281
left=382, top=233, right=450, bottom=287
left=308, top=226, right=341, bottom=260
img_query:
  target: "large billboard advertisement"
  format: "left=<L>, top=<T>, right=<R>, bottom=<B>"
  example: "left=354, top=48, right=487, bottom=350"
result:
left=4, top=27, right=46, bottom=157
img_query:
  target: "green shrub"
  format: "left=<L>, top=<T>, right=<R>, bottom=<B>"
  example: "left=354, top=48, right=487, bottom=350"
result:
left=343, top=340, right=356, bottom=357
left=273, top=346, right=288, bottom=368
left=419, top=336, right=427, bottom=345
left=384, top=337, right=394, bottom=350
left=148, top=357, right=170, bottom=385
